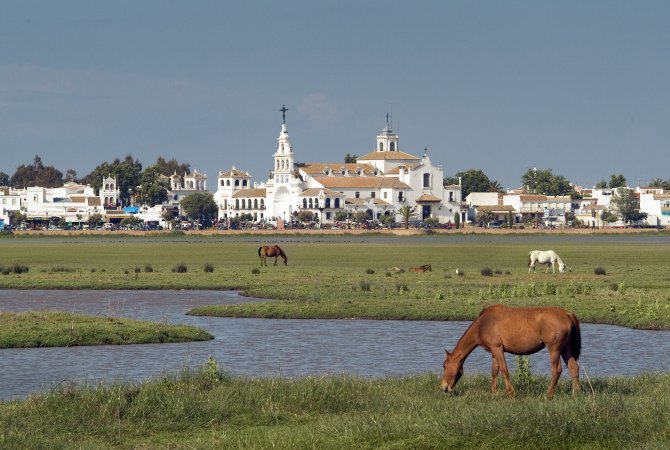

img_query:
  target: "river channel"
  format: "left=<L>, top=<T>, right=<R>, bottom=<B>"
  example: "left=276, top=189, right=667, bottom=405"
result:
left=1, top=289, right=669, bottom=401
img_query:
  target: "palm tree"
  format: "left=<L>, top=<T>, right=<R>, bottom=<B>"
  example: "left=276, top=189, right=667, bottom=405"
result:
left=398, top=205, right=417, bottom=229
left=488, top=180, right=503, bottom=192
left=649, top=178, right=664, bottom=187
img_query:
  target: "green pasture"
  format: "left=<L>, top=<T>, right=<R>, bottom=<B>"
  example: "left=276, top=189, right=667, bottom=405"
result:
left=0, top=311, right=213, bottom=348
left=1, top=361, right=669, bottom=449
left=1, top=235, right=670, bottom=329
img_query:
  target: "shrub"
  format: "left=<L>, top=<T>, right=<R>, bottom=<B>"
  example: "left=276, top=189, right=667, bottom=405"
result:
left=494, top=269, right=503, bottom=275
left=172, top=263, right=188, bottom=273
left=481, top=267, right=493, bottom=277
left=144, top=264, right=154, bottom=273
left=251, top=267, right=260, bottom=275
left=359, top=280, right=371, bottom=291
left=51, top=266, right=75, bottom=273
left=395, top=281, right=409, bottom=293
left=204, top=263, right=214, bottom=273
left=11, top=264, right=29, bottom=274
left=365, top=268, right=375, bottom=275
left=594, top=267, right=607, bottom=276
left=134, top=266, right=141, bottom=274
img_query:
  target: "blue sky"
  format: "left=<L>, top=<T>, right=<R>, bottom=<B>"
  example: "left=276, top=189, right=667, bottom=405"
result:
left=2, top=1, right=669, bottom=190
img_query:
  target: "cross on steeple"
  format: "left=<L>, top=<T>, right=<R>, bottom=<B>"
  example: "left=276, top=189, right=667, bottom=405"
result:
left=385, top=112, right=391, bottom=127
left=280, top=105, right=288, bottom=124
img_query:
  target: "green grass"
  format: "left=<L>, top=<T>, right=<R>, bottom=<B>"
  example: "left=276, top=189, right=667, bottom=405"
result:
left=1, top=235, right=670, bottom=329
left=0, top=311, right=213, bottom=348
left=1, top=361, right=669, bottom=449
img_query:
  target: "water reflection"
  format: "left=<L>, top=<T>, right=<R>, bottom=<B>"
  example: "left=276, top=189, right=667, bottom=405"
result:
left=1, top=290, right=669, bottom=401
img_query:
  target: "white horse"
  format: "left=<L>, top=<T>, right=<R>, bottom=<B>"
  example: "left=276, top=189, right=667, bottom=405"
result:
left=528, top=250, right=567, bottom=273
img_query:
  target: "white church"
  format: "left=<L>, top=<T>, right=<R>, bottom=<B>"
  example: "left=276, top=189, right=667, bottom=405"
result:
left=214, top=108, right=463, bottom=227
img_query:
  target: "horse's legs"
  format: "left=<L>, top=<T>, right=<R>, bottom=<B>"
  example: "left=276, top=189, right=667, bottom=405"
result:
left=490, top=347, right=514, bottom=397
left=561, top=350, right=581, bottom=395
left=273, top=256, right=278, bottom=266
left=490, top=356, right=500, bottom=393
left=546, top=349, right=563, bottom=399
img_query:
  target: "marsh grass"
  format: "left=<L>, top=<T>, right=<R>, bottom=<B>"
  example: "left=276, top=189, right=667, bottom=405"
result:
left=1, top=364, right=668, bottom=449
left=1, top=236, right=670, bottom=329
left=0, top=311, right=213, bottom=348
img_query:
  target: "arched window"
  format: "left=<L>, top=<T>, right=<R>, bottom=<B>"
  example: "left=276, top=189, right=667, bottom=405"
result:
left=226, top=180, right=230, bottom=186
left=235, top=180, right=239, bottom=187
left=243, top=180, right=247, bottom=187
left=309, top=198, right=313, bottom=208
left=241, top=199, right=246, bottom=209
left=390, top=142, right=396, bottom=151
left=379, top=142, right=384, bottom=151
left=303, top=198, right=307, bottom=208
left=220, top=180, right=225, bottom=187
left=260, top=199, right=265, bottom=208
left=235, top=199, right=239, bottom=209
left=423, top=173, right=431, bottom=188
left=325, top=198, right=331, bottom=208
left=334, top=198, right=340, bottom=208
left=254, top=199, right=258, bottom=209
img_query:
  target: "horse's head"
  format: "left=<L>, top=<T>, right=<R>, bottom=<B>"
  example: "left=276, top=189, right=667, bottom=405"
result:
left=558, top=262, right=566, bottom=273
left=441, top=349, right=464, bottom=393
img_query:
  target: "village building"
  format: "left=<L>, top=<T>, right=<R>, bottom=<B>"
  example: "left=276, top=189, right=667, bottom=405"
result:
left=214, top=109, right=463, bottom=226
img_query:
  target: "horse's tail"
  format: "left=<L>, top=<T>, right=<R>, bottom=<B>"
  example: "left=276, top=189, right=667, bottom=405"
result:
left=258, top=246, right=263, bottom=257
left=569, top=312, right=581, bottom=361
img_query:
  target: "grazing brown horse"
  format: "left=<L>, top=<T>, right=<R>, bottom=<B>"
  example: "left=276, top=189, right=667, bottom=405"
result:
left=441, top=304, right=581, bottom=399
left=258, top=245, right=288, bottom=266
left=409, top=264, right=432, bottom=272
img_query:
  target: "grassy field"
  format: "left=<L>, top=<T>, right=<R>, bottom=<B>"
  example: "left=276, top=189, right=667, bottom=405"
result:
left=1, top=234, right=669, bottom=448
left=1, top=361, right=669, bottom=449
left=1, top=234, right=669, bottom=329
left=0, top=310, right=213, bottom=348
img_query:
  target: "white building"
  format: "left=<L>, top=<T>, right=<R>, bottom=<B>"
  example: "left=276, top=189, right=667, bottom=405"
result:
left=214, top=110, right=463, bottom=226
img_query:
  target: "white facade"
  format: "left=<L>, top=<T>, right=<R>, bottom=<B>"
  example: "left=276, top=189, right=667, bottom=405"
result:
left=214, top=114, right=463, bottom=226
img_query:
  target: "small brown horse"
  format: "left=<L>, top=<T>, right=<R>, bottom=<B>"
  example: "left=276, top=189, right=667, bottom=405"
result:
left=409, top=264, right=432, bottom=272
left=258, top=245, right=288, bottom=266
left=441, top=304, right=581, bottom=399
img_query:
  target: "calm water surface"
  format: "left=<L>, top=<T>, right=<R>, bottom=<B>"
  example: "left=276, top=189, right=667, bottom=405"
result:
left=1, top=289, right=669, bottom=401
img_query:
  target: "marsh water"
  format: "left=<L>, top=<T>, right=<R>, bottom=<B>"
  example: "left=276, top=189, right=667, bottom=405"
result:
left=1, top=289, right=669, bottom=401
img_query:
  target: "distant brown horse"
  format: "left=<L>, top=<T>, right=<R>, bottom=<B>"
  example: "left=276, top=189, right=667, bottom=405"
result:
left=258, top=245, right=287, bottom=266
left=409, top=264, right=432, bottom=272
left=441, top=304, right=581, bottom=399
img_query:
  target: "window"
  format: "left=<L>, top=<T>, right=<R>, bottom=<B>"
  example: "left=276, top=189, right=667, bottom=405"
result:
left=235, top=199, right=239, bottom=209
left=423, top=173, right=431, bottom=188
left=326, top=212, right=331, bottom=220
left=309, top=198, right=313, bottom=208
left=220, top=180, right=225, bottom=187
left=241, top=199, right=246, bottom=209
left=398, top=192, right=404, bottom=202
left=334, top=198, right=340, bottom=208
left=383, top=192, right=387, bottom=199
left=355, top=192, right=360, bottom=198
left=303, top=198, right=307, bottom=208
left=379, top=142, right=384, bottom=151
left=371, top=192, right=375, bottom=198
left=390, top=142, right=395, bottom=151
left=254, top=199, right=258, bottom=209
left=243, top=180, right=248, bottom=187
left=235, top=180, right=240, bottom=187
left=449, top=192, right=453, bottom=202
left=325, top=198, right=331, bottom=208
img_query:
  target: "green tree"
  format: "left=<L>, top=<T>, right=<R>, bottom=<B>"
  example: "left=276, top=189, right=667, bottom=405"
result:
left=595, top=180, right=608, bottom=189
left=649, top=178, right=664, bottom=188
left=151, top=157, right=191, bottom=176
left=10, top=155, right=63, bottom=188
left=334, top=210, right=349, bottom=222
left=449, top=169, right=491, bottom=199
left=180, top=192, right=218, bottom=227
left=609, top=174, right=627, bottom=189
left=453, top=212, right=461, bottom=229
left=343, top=154, right=358, bottom=163
left=297, top=210, right=316, bottom=223
left=138, top=166, right=170, bottom=207
left=82, top=154, right=142, bottom=206
left=88, top=213, right=104, bottom=228
left=611, top=187, right=646, bottom=225
left=398, top=205, right=417, bottom=229
left=488, top=180, right=504, bottom=193
left=0, top=171, right=10, bottom=186
left=520, top=168, right=572, bottom=196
